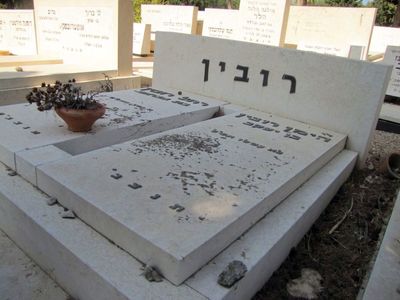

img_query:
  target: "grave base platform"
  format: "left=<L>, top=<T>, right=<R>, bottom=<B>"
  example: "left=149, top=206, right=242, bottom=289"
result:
left=0, top=150, right=356, bottom=300
left=0, top=75, right=142, bottom=106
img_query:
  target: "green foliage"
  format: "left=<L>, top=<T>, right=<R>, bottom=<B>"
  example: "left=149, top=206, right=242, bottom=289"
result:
left=134, top=0, right=165, bottom=23
left=325, top=0, right=362, bottom=6
left=369, top=0, right=398, bottom=25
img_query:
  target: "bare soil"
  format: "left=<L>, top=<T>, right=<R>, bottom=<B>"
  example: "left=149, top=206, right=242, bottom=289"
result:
left=253, top=130, right=400, bottom=300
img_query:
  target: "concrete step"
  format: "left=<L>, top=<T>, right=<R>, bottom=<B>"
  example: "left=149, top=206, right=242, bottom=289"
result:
left=0, top=150, right=356, bottom=300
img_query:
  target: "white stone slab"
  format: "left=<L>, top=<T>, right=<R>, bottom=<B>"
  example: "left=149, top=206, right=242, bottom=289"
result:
left=0, top=75, right=141, bottom=106
left=33, top=0, right=133, bottom=76
left=285, top=6, right=376, bottom=60
left=141, top=5, right=198, bottom=35
left=0, top=163, right=206, bottom=300
left=0, top=55, right=63, bottom=67
left=0, top=230, right=68, bottom=300
left=0, top=148, right=356, bottom=300
left=380, top=103, right=400, bottom=124
left=382, top=46, right=400, bottom=97
left=37, top=109, right=346, bottom=285
left=153, top=32, right=392, bottom=168
left=133, top=23, right=151, bottom=55
left=0, top=9, right=37, bottom=55
left=238, top=0, right=289, bottom=46
left=297, top=42, right=350, bottom=57
left=202, top=9, right=239, bottom=40
left=0, top=87, right=223, bottom=177
left=362, top=190, right=400, bottom=300
left=369, top=26, right=400, bottom=55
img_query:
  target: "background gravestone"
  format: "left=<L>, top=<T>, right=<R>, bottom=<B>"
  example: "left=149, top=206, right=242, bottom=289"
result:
left=33, top=0, right=133, bottom=76
left=0, top=9, right=37, bottom=55
left=202, top=8, right=239, bottom=40
left=285, top=6, right=376, bottom=60
left=383, top=46, right=400, bottom=98
left=238, top=0, right=290, bottom=46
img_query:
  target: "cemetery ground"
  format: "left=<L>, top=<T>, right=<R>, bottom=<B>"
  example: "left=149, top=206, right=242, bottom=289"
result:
left=254, top=129, right=400, bottom=299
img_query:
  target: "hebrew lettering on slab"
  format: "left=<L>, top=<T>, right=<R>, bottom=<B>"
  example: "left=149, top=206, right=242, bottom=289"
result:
left=234, top=65, right=250, bottom=82
left=202, top=59, right=210, bottom=82
left=282, top=74, right=296, bottom=94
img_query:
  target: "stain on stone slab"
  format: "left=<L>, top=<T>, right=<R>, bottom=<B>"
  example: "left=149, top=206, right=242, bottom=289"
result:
left=150, top=194, right=161, bottom=200
left=218, top=260, right=247, bottom=288
left=111, top=173, right=122, bottom=180
left=128, top=183, right=142, bottom=189
left=7, top=171, right=17, bottom=176
left=169, top=204, right=185, bottom=212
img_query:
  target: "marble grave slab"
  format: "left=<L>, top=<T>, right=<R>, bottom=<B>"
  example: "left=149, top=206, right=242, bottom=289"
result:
left=37, top=109, right=347, bottom=285
left=0, top=87, right=223, bottom=184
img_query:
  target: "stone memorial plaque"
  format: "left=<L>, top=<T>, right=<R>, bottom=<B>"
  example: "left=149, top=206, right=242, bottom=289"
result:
left=141, top=5, right=198, bottom=35
left=133, top=23, right=151, bottom=55
left=383, top=46, right=400, bottom=97
left=37, top=109, right=346, bottom=285
left=154, top=33, right=391, bottom=168
left=0, top=9, right=37, bottom=55
left=238, top=0, right=290, bottom=46
left=285, top=7, right=376, bottom=60
left=202, top=8, right=239, bottom=40
left=0, top=88, right=223, bottom=183
left=33, top=0, right=133, bottom=76
left=34, top=6, right=114, bottom=68
left=297, top=42, right=350, bottom=57
left=370, top=26, right=400, bottom=55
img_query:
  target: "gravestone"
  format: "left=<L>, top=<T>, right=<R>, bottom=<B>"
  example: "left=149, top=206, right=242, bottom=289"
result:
left=153, top=32, right=391, bottom=168
left=0, top=88, right=223, bottom=185
left=382, top=46, right=400, bottom=98
left=238, top=0, right=290, bottom=46
left=285, top=6, right=376, bottom=60
left=0, top=9, right=37, bottom=55
left=141, top=4, right=198, bottom=51
left=297, top=42, right=350, bottom=57
left=369, top=26, right=400, bottom=55
left=202, top=8, right=239, bottom=40
left=0, top=32, right=391, bottom=300
left=33, top=0, right=132, bottom=76
left=37, top=109, right=346, bottom=285
left=133, top=23, right=151, bottom=56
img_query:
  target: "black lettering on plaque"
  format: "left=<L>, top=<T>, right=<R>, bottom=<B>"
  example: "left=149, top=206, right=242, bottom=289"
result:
left=282, top=74, right=296, bottom=94
left=202, top=59, right=210, bottom=82
left=219, top=61, right=226, bottom=72
left=234, top=65, right=249, bottom=83
left=260, top=69, right=270, bottom=87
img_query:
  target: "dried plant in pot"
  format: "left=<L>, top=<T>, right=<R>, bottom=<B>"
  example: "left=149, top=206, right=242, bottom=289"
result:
left=26, top=79, right=112, bottom=132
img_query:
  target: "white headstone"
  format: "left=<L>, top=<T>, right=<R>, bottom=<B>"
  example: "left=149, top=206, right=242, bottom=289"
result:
left=141, top=5, right=198, bottom=35
left=297, top=42, right=350, bottom=57
left=238, top=0, right=290, bottom=46
left=0, top=9, right=37, bottom=55
left=383, top=46, right=400, bottom=97
left=369, top=26, right=400, bottom=55
left=33, top=0, right=133, bottom=76
left=285, top=6, right=376, bottom=60
left=133, top=23, right=151, bottom=55
left=37, top=109, right=346, bottom=285
left=202, top=8, right=239, bottom=40
left=153, top=32, right=392, bottom=168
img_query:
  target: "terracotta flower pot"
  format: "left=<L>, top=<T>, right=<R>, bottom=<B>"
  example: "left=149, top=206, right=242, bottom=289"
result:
left=55, top=103, right=106, bottom=132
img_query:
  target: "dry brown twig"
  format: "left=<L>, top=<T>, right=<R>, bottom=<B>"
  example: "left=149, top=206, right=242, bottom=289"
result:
left=329, top=197, right=354, bottom=235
